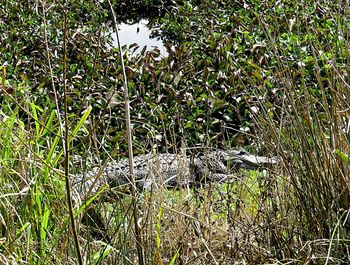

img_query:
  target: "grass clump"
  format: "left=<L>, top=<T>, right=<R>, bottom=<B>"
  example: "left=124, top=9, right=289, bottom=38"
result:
left=246, top=3, right=350, bottom=262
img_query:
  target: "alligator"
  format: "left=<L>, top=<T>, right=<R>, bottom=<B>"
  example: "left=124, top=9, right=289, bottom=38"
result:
left=72, top=149, right=279, bottom=199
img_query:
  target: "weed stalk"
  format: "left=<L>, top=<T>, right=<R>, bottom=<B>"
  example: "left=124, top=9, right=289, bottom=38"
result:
left=62, top=7, right=83, bottom=265
left=108, top=0, right=145, bottom=264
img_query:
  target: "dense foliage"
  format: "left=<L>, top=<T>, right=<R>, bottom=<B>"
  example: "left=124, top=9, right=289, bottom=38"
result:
left=2, top=0, right=349, bottom=154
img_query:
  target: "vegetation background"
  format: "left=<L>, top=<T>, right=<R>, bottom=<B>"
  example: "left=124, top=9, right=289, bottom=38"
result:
left=0, top=0, right=350, bottom=264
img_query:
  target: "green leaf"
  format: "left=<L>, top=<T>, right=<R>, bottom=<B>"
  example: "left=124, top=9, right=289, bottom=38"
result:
left=91, top=241, right=113, bottom=265
left=335, top=149, right=350, bottom=165
left=213, top=99, right=225, bottom=109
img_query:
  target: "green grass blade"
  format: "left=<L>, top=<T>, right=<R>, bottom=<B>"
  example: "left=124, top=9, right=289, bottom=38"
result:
left=335, top=149, right=350, bottom=166
left=71, top=105, right=92, bottom=138
left=156, top=207, right=163, bottom=250
left=91, top=242, right=113, bottom=265
left=55, top=105, right=92, bottom=163
left=30, top=102, right=43, bottom=140
left=74, top=185, right=108, bottom=218
left=169, top=248, right=180, bottom=265
left=40, top=205, right=51, bottom=256
left=40, top=109, right=57, bottom=142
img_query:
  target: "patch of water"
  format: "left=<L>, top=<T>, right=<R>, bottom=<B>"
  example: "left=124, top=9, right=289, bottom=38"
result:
left=111, top=19, right=166, bottom=56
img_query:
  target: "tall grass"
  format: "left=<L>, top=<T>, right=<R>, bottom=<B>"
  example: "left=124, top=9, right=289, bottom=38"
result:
left=246, top=8, right=350, bottom=263
left=3, top=80, right=348, bottom=264
left=0, top=88, right=94, bottom=263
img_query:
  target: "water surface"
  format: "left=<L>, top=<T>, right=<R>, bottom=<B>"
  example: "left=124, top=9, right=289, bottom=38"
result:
left=111, top=19, right=166, bottom=56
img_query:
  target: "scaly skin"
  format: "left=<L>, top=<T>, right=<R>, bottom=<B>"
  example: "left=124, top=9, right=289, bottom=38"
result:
left=72, top=149, right=279, bottom=198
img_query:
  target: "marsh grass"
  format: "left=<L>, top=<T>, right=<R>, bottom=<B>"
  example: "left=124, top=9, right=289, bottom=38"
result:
left=0, top=111, right=272, bottom=264
left=245, top=7, right=350, bottom=263
left=0, top=95, right=94, bottom=264
left=2, top=79, right=348, bottom=264
left=3, top=96, right=348, bottom=264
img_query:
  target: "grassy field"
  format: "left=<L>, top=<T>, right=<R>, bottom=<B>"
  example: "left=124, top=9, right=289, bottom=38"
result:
left=1, top=0, right=350, bottom=264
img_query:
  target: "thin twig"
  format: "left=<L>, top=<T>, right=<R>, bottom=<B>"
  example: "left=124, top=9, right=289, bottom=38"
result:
left=107, top=1, right=145, bottom=264
left=42, top=2, right=82, bottom=263
left=62, top=7, right=83, bottom=265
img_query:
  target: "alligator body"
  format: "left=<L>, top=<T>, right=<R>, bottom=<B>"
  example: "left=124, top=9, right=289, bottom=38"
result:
left=73, top=149, right=279, bottom=198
